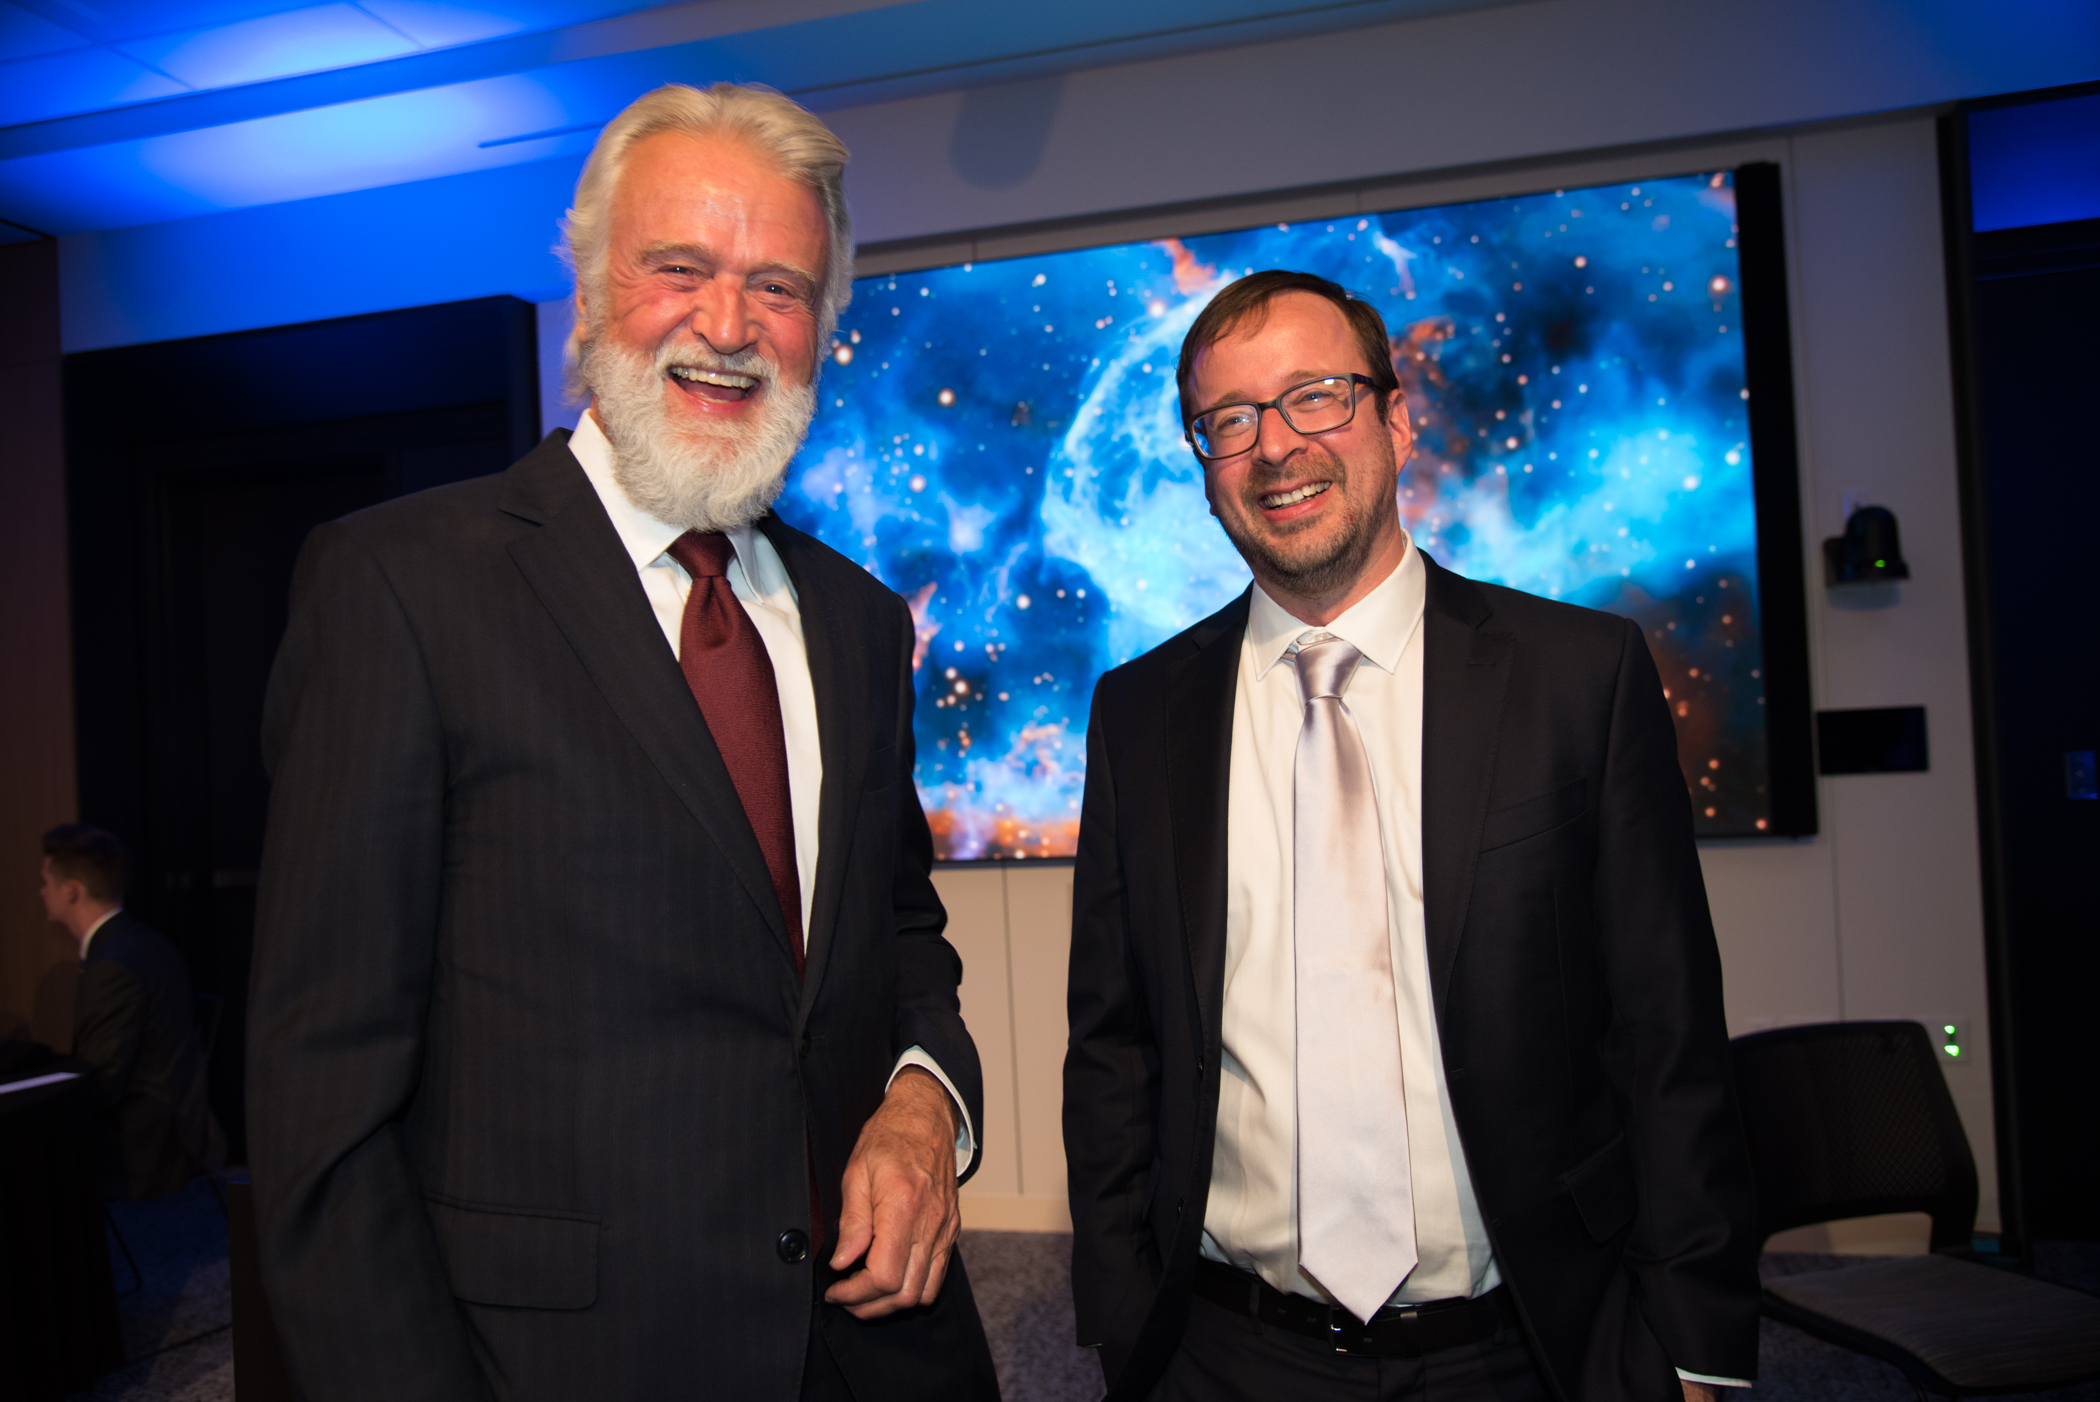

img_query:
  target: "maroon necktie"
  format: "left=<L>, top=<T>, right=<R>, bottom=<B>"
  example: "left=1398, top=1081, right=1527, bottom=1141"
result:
left=666, top=531, right=804, bottom=975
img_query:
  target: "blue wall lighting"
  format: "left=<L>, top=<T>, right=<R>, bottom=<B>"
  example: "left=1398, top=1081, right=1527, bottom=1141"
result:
left=2066, top=750, right=2097, bottom=800
left=1969, top=91, right=2100, bottom=233
left=117, top=5, right=421, bottom=90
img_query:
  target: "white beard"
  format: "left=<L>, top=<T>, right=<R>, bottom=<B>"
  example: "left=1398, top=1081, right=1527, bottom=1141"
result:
left=582, top=332, right=816, bottom=532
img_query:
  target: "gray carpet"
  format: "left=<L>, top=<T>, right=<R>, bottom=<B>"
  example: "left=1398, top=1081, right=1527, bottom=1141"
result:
left=963, top=1233, right=2100, bottom=1402
left=67, top=1201, right=2100, bottom=1399
left=70, top=1176, right=234, bottom=1401
left=963, top=1230, right=1104, bottom=1400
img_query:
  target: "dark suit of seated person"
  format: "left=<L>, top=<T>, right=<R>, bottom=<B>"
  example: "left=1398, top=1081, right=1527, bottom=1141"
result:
left=40, top=825, right=224, bottom=1200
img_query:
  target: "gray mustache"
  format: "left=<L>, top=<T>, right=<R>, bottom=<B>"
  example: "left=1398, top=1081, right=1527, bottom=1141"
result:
left=657, top=346, right=775, bottom=380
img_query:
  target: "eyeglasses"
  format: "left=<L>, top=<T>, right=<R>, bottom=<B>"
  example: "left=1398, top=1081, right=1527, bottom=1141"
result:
left=1185, top=374, right=1382, bottom=461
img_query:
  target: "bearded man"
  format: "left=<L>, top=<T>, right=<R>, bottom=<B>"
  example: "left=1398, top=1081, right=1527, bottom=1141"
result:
left=249, top=84, right=999, bottom=1402
left=1064, top=271, right=1759, bottom=1401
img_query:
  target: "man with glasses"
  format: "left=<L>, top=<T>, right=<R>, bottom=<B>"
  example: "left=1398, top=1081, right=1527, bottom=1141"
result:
left=1064, top=270, right=1757, bottom=1400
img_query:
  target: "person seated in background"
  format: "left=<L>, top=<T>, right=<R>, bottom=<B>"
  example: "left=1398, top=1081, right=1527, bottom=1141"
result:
left=39, top=824, right=223, bottom=1199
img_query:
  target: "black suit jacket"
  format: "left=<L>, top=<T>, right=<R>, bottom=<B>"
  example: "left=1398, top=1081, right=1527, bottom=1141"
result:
left=250, top=432, right=994, bottom=1402
left=1064, top=555, right=1759, bottom=1400
left=73, top=911, right=221, bottom=1200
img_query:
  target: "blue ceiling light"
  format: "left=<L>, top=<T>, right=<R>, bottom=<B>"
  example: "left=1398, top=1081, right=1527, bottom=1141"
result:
left=138, top=73, right=580, bottom=207
left=0, top=0, right=670, bottom=133
left=118, top=4, right=420, bottom=89
left=5, top=139, right=227, bottom=229
left=0, top=43, right=187, bottom=125
left=1, top=68, right=581, bottom=229
left=60, top=151, right=589, bottom=347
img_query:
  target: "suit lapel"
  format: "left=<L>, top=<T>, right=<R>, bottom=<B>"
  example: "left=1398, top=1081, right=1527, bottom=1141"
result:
left=499, top=438, right=794, bottom=967
left=1418, top=554, right=1513, bottom=1022
left=757, top=515, right=868, bottom=1021
left=1166, top=590, right=1249, bottom=1054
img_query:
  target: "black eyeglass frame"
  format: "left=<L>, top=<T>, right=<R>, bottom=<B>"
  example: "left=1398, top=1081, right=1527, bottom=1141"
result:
left=1183, top=373, right=1386, bottom=461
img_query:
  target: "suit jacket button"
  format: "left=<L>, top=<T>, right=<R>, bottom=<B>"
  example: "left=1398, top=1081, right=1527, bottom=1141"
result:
left=1176, top=1198, right=1185, bottom=1217
left=777, top=1229, right=810, bottom=1264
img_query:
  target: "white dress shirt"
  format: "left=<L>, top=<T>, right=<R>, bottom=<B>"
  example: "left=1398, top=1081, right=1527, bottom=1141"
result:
left=1201, top=533, right=1500, bottom=1305
left=569, top=413, right=974, bottom=1171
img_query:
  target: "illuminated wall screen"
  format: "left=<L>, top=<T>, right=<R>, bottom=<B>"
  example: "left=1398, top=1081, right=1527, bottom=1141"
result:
left=781, top=171, right=1773, bottom=858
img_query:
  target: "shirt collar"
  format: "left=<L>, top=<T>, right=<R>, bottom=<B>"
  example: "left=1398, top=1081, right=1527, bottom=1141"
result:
left=80, top=906, right=121, bottom=960
left=568, top=409, right=784, bottom=597
left=1246, top=531, right=1426, bottom=682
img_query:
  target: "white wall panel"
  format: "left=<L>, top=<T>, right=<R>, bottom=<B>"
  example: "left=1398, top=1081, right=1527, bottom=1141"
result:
left=1784, top=117, right=1995, bottom=1226
left=936, top=867, right=1021, bottom=1200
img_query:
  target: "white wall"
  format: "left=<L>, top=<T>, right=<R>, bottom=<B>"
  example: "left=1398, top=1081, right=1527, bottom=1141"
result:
left=939, top=865, right=1076, bottom=1231
left=911, top=111, right=1999, bottom=1235
left=1708, top=115, right=1996, bottom=1233
left=826, top=0, right=2095, bottom=249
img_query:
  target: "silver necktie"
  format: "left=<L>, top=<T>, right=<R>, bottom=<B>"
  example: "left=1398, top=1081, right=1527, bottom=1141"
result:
left=1291, top=632, right=1417, bottom=1322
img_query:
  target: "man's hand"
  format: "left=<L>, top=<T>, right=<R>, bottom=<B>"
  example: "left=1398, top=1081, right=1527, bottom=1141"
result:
left=1681, top=1382, right=1719, bottom=1402
left=824, top=1066, right=961, bottom=1319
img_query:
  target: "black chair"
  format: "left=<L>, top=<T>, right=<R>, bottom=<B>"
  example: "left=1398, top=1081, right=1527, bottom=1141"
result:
left=1732, top=1020, right=2100, bottom=1398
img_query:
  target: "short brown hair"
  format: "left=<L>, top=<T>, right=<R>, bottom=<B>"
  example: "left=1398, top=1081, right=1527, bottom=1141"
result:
left=1176, top=269, right=1400, bottom=427
left=43, top=825, right=126, bottom=903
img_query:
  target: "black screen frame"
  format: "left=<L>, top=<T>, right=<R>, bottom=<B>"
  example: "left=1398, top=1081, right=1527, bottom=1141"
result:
left=1733, top=161, right=1818, bottom=838
left=906, top=157, right=1821, bottom=863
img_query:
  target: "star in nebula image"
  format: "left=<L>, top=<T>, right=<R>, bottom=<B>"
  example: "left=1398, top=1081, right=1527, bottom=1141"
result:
left=780, top=170, right=1770, bottom=858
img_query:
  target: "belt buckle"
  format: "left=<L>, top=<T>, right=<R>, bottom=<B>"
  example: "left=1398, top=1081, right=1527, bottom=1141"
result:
left=1332, top=1301, right=1434, bottom=1356
left=1327, top=1305, right=1396, bottom=1355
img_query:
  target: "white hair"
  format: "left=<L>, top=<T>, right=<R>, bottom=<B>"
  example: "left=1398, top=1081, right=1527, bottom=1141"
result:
left=561, top=83, right=854, bottom=384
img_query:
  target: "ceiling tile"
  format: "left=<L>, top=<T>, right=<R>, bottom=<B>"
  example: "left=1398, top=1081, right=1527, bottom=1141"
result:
left=0, top=45, right=187, bottom=126
left=0, top=69, right=581, bottom=231
left=117, top=4, right=419, bottom=88
left=356, top=0, right=657, bottom=49
left=8, top=0, right=326, bottom=43
left=0, top=1, right=89, bottom=61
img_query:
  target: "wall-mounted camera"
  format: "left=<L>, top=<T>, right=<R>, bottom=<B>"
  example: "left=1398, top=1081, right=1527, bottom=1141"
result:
left=1824, top=505, right=1911, bottom=587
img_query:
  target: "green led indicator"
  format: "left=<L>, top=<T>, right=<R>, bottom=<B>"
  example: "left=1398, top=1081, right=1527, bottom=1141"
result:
left=1874, top=559, right=1887, bottom=568
left=1942, top=1023, right=1961, bottom=1058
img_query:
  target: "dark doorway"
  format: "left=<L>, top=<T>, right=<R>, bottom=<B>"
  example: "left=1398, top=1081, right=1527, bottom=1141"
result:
left=1966, top=226, right=2100, bottom=1242
left=64, top=297, right=540, bottom=1159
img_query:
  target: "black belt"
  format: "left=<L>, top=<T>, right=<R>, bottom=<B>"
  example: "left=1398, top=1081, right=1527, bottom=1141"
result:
left=1192, top=1258, right=1512, bottom=1357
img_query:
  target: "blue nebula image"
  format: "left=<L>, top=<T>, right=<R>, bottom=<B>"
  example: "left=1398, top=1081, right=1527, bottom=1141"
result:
left=778, top=171, right=1769, bottom=858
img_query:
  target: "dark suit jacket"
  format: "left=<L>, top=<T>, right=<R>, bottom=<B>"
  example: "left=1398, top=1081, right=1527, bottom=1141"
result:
left=1064, top=555, right=1759, bottom=1401
left=73, top=911, right=221, bottom=1200
left=250, top=431, right=994, bottom=1402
